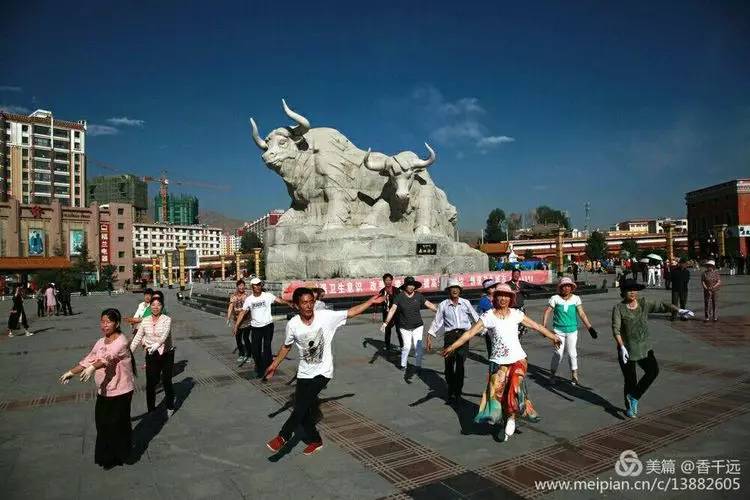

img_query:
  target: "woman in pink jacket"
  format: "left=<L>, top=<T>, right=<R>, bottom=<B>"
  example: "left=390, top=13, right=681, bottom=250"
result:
left=59, top=308, right=136, bottom=469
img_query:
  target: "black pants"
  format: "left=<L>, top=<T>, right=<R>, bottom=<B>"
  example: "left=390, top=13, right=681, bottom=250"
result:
left=145, top=350, right=175, bottom=411
left=618, top=349, right=659, bottom=406
left=94, top=391, right=133, bottom=468
left=60, top=299, right=72, bottom=315
left=670, top=289, right=688, bottom=319
left=382, top=311, right=402, bottom=350
left=280, top=375, right=329, bottom=443
left=37, top=300, right=44, bottom=317
left=8, top=306, right=29, bottom=330
left=236, top=326, right=251, bottom=357
left=251, top=323, right=274, bottom=376
left=444, top=329, right=468, bottom=398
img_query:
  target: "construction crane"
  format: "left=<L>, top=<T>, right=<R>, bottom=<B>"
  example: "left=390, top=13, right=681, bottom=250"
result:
left=89, top=159, right=230, bottom=223
left=584, top=202, right=591, bottom=235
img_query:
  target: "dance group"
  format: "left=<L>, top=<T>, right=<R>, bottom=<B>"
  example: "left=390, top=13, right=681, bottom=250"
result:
left=57, top=269, right=697, bottom=467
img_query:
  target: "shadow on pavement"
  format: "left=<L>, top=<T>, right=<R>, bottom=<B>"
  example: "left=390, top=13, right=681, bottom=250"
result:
left=526, top=364, right=624, bottom=420
left=410, top=367, right=492, bottom=436
left=128, top=377, right=195, bottom=464
left=362, top=337, right=403, bottom=370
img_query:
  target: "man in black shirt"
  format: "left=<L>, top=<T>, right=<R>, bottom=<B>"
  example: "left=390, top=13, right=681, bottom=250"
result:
left=670, top=258, right=691, bottom=321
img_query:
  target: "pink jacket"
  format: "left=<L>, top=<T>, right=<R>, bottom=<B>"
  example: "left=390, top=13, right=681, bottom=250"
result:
left=79, top=334, right=135, bottom=397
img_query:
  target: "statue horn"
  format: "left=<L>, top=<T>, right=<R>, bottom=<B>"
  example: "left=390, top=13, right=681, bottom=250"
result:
left=282, top=99, right=310, bottom=136
left=250, top=118, right=268, bottom=151
left=412, top=143, right=436, bottom=168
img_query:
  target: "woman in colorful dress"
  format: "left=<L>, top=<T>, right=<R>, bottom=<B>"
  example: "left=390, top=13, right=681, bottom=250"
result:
left=442, top=284, right=560, bottom=441
left=613, top=279, right=693, bottom=418
left=59, top=308, right=136, bottom=468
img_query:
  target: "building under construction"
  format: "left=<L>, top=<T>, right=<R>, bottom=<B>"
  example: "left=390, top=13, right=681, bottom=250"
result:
left=154, top=193, right=199, bottom=225
left=88, top=174, right=148, bottom=220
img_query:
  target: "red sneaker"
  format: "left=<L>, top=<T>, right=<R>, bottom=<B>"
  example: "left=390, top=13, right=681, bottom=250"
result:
left=303, top=441, right=323, bottom=455
left=266, top=435, right=287, bottom=453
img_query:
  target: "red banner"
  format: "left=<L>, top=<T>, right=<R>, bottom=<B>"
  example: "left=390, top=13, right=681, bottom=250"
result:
left=282, top=270, right=552, bottom=300
left=99, top=223, right=110, bottom=264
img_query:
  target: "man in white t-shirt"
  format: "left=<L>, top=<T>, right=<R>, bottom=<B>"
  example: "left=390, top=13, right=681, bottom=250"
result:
left=264, top=286, right=384, bottom=456
left=234, top=277, right=291, bottom=377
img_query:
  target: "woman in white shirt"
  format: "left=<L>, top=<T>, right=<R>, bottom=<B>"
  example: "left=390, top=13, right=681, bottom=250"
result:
left=443, top=284, right=560, bottom=441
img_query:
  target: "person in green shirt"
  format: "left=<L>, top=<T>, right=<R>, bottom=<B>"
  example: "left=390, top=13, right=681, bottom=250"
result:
left=612, top=279, right=694, bottom=418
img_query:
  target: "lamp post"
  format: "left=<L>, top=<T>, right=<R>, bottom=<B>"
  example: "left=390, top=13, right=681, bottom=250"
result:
left=178, top=244, right=187, bottom=290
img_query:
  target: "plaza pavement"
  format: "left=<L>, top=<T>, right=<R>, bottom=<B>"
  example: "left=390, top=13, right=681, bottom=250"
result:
left=1, top=271, right=748, bottom=499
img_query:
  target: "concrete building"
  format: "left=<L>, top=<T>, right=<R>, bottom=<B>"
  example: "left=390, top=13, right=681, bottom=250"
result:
left=153, top=193, right=198, bottom=225
left=649, top=218, right=688, bottom=234
left=219, top=233, right=242, bottom=256
left=133, top=223, right=222, bottom=259
left=88, top=174, right=148, bottom=220
left=616, top=219, right=651, bottom=234
left=0, top=198, right=134, bottom=284
left=239, top=209, right=284, bottom=242
left=686, top=179, right=750, bottom=258
left=1, top=109, right=87, bottom=207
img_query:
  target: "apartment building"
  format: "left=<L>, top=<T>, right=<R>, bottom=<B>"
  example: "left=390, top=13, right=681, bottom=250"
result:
left=133, top=223, right=222, bottom=258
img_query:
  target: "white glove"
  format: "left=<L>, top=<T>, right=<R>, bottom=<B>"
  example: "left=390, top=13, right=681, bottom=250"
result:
left=80, top=365, right=96, bottom=382
left=380, top=323, right=387, bottom=333
left=619, top=346, right=629, bottom=364
left=59, top=370, right=75, bottom=384
left=678, top=309, right=695, bottom=319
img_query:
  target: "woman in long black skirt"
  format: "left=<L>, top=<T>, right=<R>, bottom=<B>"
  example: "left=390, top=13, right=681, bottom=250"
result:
left=6, top=286, right=32, bottom=337
left=60, top=308, right=136, bottom=468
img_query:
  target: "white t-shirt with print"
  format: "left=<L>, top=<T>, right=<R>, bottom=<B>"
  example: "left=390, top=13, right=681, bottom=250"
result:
left=481, top=308, right=527, bottom=365
left=284, top=310, right=347, bottom=379
left=242, top=292, right=276, bottom=328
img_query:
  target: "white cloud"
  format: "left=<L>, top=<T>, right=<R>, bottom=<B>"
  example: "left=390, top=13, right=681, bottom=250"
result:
left=477, top=135, right=515, bottom=147
left=0, top=86, right=22, bottom=92
left=107, top=117, right=145, bottom=127
left=87, top=124, right=119, bottom=136
left=0, top=104, right=29, bottom=114
left=412, top=85, right=513, bottom=152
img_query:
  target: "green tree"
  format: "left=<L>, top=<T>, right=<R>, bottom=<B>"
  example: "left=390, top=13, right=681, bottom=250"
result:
left=240, top=231, right=262, bottom=253
left=71, top=236, right=96, bottom=294
left=621, top=238, right=639, bottom=258
left=133, top=263, right=145, bottom=281
left=585, top=231, right=608, bottom=261
left=484, top=208, right=507, bottom=243
left=535, top=205, right=570, bottom=229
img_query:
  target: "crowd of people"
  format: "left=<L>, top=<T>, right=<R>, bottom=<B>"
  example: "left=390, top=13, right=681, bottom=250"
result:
left=48, top=255, right=735, bottom=467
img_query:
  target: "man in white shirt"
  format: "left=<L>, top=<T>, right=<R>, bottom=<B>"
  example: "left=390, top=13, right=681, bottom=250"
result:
left=264, top=286, right=384, bottom=456
left=426, top=278, right=479, bottom=403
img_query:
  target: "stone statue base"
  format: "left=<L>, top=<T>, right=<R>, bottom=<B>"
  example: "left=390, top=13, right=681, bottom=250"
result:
left=265, top=225, right=488, bottom=281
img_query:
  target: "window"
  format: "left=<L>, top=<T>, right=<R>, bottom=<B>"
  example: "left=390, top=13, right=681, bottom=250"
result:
left=34, top=149, right=52, bottom=159
left=119, top=266, right=125, bottom=273
left=33, top=137, right=51, bottom=147
left=117, top=208, right=124, bottom=215
left=117, top=223, right=124, bottom=230
left=33, top=125, right=50, bottom=135
left=118, top=251, right=125, bottom=258
left=118, top=236, right=124, bottom=242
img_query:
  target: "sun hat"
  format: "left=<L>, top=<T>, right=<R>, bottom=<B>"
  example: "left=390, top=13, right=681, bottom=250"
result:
left=705, top=260, right=715, bottom=266
left=249, top=277, right=262, bottom=285
left=400, top=276, right=422, bottom=290
left=557, top=277, right=577, bottom=293
left=301, top=281, right=324, bottom=293
left=493, top=283, right=516, bottom=297
left=481, top=278, right=497, bottom=290
left=444, top=278, right=462, bottom=292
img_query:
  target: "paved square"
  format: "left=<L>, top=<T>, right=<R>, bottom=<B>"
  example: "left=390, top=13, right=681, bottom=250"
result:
left=2, top=273, right=749, bottom=499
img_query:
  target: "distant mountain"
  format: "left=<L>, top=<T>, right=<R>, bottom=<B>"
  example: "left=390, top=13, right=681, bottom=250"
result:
left=198, top=210, right=245, bottom=233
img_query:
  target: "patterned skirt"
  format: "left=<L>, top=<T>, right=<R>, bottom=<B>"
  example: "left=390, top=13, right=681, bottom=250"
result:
left=474, top=358, right=538, bottom=425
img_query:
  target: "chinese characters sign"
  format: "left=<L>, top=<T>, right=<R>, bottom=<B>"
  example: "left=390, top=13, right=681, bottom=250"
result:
left=99, top=223, right=110, bottom=264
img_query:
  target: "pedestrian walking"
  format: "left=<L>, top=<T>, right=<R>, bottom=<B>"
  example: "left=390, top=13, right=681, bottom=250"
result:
left=542, top=277, right=598, bottom=386
left=227, top=280, right=250, bottom=363
left=381, top=276, right=438, bottom=371
left=234, top=277, right=291, bottom=378
left=613, top=279, right=693, bottom=418
left=36, top=289, right=45, bottom=317
left=572, top=261, right=579, bottom=282
left=647, top=265, right=656, bottom=288
left=442, top=284, right=560, bottom=441
left=130, top=291, right=175, bottom=416
left=701, top=260, right=721, bottom=322
left=59, top=308, right=136, bottom=469
left=58, top=285, right=73, bottom=315
left=6, top=287, right=33, bottom=337
left=45, top=283, right=57, bottom=316
left=379, top=273, right=402, bottom=352
left=264, top=287, right=384, bottom=455
left=477, top=278, right=498, bottom=358
left=426, top=278, right=479, bottom=403
left=669, top=258, right=690, bottom=321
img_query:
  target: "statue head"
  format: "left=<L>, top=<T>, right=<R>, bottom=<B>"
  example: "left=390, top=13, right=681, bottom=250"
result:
left=363, top=144, right=436, bottom=201
left=250, top=99, right=310, bottom=170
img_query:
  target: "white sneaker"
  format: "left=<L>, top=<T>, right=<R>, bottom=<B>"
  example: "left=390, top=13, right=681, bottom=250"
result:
left=504, top=418, right=516, bottom=441
left=7, top=332, right=13, bottom=338
left=236, top=356, right=244, bottom=363
left=25, top=330, right=34, bottom=336
left=167, top=409, right=175, bottom=418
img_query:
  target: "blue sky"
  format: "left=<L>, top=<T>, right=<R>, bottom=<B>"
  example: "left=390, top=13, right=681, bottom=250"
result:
left=3, top=0, right=748, bottom=230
